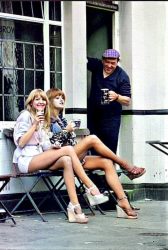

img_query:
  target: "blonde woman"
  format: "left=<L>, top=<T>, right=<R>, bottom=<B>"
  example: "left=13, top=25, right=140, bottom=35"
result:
left=46, top=88, right=146, bottom=219
left=13, top=89, right=109, bottom=224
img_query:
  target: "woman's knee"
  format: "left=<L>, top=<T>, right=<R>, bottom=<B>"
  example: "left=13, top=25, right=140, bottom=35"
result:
left=60, top=155, right=73, bottom=169
left=62, top=145, right=75, bottom=155
left=100, top=158, right=114, bottom=170
left=87, top=134, right=100, bottom=144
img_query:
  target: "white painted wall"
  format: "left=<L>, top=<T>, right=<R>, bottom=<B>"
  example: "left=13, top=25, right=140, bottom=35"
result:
left=119, top=1, right=168, bottom=183
left=63, top=1, right=87, bottom=128
left=1, top=1, right=168, bottom=196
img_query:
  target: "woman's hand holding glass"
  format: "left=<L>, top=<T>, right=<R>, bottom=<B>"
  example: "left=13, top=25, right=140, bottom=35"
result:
left=65, top=121, right=75, bottom=132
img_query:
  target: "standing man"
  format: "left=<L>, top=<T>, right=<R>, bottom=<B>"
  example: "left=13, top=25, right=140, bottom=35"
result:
left=87, top=49, right=131, bottom=154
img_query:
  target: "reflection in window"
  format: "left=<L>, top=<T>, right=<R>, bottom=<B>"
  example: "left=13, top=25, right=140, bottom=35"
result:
left=50, top=26, right=61, bottom=47
left=0, top=19, right=44, bottom=120
left=56, top=73, right=62, bottom=89
left=50, top=47, right=55, bottom=71
left=35, top=45, right=44, bottom=69
left=49, top=1, right=61, bottom=21
left=12, top=1, right=22, bottom=15
left=3, top=41, right=15, bottom=68
left=56, top=48, right=62, bottom=72
left=50, top=72, right=62, bottom=89
left=0, top=1, right=44, bottom=19
left=0, top=42, right=2, bottom=66
left=16, top=70, right=24, bottom=95
left=25, top=70, right=34, bottom=95
left=0, top=97, right=2, bottom=120
left=36, top=71, right=44, bottom=90
left=25, top=44, right=34, bottom=69
left=50, top=25, right=62, bottom=89
left=4, top=69, right=14, bottom=94
left=4, top=96, right=19, bottom=121
left=50, top=73, right=55, bottom=88
left=15, top=21, right=43, bottom=43
left=15, top=43, right=24, bottom=68
left=0, top=69, right=2, bottom=93
left=17, top=97, right=24, bottom=113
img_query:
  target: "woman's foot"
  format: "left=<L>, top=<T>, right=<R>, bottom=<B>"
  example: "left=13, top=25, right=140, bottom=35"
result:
left=120, top=162, right=146, bottom=180
left=67, top=202, right=88, bottom=224
left=85, top=185, right=109, bottom=206
left=116, top=196, right=138, bottom=219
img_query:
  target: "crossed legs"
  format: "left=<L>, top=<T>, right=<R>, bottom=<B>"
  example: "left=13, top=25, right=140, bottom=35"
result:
left=74, top=135, right=146, bottom=179
left=28, top=146, right=101, bottom=204
left=82, top=156, right=133, bottom=210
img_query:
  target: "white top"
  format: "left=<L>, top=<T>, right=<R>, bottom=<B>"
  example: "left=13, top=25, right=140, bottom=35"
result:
left=13, top=110, right=49, bottom=164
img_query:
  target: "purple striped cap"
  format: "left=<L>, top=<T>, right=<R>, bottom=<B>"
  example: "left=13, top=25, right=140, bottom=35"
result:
left=102, top=49, right=120, bottom=59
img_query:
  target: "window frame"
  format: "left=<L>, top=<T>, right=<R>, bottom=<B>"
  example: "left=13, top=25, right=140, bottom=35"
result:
left=0, top=1, right=63, bottom=121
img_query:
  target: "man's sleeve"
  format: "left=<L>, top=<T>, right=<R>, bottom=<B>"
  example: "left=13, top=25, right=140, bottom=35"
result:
left=118, top=71, right=131, bottom=98
left=87, top=57, right=101, bottom=72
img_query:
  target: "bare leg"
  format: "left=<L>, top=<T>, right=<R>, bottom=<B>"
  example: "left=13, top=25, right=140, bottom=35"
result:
left=28, top=146, right=100, bottom=195
left=74, top=135, right=128, bottom=166
left=82, top=155, right=136, bottom=212
left=74, top=135, right=146, bottom=178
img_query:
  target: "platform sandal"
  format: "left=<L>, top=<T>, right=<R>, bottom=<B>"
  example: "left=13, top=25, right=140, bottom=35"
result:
left=67, top=202, right=88, bottom=224
left=121, top=164, right=146, bottom=180
left=84, top=185, right=109, bottom=206
left=116, top=196, right=138, bottom=219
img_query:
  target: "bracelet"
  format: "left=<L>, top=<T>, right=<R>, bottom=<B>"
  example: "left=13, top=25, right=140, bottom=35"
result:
left=115, top=94, right=119, bottom=101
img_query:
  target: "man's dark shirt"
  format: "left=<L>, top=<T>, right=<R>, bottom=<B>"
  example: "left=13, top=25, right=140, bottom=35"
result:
left=87, top=57, right=131, bottom=119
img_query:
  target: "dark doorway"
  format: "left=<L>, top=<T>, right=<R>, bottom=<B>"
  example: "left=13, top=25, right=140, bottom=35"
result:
left=86, top=7, right=113, bottom=126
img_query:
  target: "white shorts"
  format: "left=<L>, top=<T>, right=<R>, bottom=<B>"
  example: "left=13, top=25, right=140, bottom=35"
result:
left=18, top=155, right=34, bottom=173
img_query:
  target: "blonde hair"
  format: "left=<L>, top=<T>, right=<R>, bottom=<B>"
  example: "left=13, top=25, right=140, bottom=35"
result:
left=46, top=88, right=65, bottom=118
left=25, top=89, right=50, bottom=128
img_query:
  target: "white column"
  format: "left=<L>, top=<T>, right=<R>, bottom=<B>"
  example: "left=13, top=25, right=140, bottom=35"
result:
left=43, top=1, right=50, bottom=91
left=119, top=1, right=168, bottom=184
left=63, top=1, right=87, bottom=128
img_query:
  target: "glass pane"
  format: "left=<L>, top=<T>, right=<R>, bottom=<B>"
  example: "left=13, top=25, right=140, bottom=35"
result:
left=25, top=70, right=34, bottom=95
left=49, top=1, right=61, bottom=21
left=3, top=41, right=14, bottom=67
left=0, top=42, right=2, bottom=66
left=50, top=73, right=62, bottom=89
left=15, top=43, right=24, bottom=68
left=0, top=19, right=15, bottom=40
left=15, top=21, right=43, bottom=43
left=0, top=69, right=2, bottom=93
left=25, top=44, right=34, bottom=69
left=56, top=48, right=62, bottom=72
left=4, top=96, right=15, bottom=121
left=50, top=26, right=61, bottom=46
left=50, top=47, right=55, bottom=71
left=0, top=96, right=2, bottom=120
left=0, top=1, right=13, bottom=14
left=35, top=45, right=44, bottom=69
left=12, top=1, right=22, bottom=15
left=17, top=96, right=24, bottom=113
left=32, top=1, right=43, bottom=18
left=50, top=73, right=55, bottom=88
left=56, top=73, right=62, bottom=89
left=36, top=71, right=44, bottom=89
left=4, top=69, right=14, bottom=94
left=16, top=70, right=24, bottom=95
left=22, top=1, right=32, bottom=17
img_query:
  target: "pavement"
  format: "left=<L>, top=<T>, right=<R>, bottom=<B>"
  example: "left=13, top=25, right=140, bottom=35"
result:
left=0, top=200, right=167, bottom=250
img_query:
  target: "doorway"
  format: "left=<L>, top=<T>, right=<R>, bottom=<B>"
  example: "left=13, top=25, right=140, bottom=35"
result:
left=86, top=6, right=113, bottom=126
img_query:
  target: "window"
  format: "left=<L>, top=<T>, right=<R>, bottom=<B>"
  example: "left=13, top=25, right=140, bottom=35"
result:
left=0, top=1, right=44, bottom=18
left=0, top=1, right=62, bottom=121
left=50, top=25, right=62, bottom=89
left=0, top=19, right=44, bottom=120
